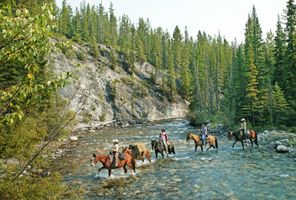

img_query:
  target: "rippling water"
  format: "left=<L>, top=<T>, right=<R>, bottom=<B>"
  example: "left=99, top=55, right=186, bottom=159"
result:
left=60, top=120, right=296, bottom=200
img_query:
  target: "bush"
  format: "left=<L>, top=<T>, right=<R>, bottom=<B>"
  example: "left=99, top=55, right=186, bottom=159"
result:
left=76, top=51, right=86, bottom=61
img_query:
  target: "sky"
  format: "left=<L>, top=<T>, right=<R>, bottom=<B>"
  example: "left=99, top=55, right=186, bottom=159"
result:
left=55, top=0, right=288, bottom=43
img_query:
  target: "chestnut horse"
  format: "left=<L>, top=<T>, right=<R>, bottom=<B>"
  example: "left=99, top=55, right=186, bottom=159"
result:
left=91, top=148, right=136, bottom=177
left=227, top=129, right=258, bottom=150
left=186, top=132, right=218, bottom=152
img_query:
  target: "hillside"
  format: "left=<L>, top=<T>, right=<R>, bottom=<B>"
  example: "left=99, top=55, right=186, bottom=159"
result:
left=52, top=41, right=189, bottom=131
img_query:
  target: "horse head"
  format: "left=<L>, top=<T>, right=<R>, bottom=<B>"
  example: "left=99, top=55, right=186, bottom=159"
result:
left=151, top=140, right=157, bottom=150
left=91, top=153, right=97, bottom=166
left=186, top=133, right=192, bottom=141
left=227, top=131, right=234, bottom=140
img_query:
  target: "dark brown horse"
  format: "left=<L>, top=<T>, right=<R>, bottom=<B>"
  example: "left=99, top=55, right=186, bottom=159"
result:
left=186, top=132, right=218, bottom=152
left=151, top=139, right=175, bottom=159
left=91, top=148, right=136, bottom=177
left=227, top=129, right=258, bottom=150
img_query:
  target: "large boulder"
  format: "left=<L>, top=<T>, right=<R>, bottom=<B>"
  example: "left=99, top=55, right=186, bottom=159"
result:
left=276, top=145, right=289, bottom=153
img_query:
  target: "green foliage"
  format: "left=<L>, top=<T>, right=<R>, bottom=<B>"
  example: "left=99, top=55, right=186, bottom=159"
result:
left=0, top=4, right=74, bottom=199
left=53, top=0, right=296, bottom=129
left=76, top=50, right=86, bottom=61
left=0, top=171, right=67, bottom=200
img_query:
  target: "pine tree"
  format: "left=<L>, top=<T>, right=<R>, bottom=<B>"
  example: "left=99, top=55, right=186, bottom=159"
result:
left=172, top=26, right=182, bottom=70
left=284, top=0, right=296, bottom=105
left=273, top=16, right=286, bottom=87
left=245, top=46, right=259, bottom=125
left=272, top=83, right=289, bottom=124
left=167, top=43, right=177, bottom=101
left=59, top=0, right=72, bottom=37
left=179, top=27, right=192, bottom=100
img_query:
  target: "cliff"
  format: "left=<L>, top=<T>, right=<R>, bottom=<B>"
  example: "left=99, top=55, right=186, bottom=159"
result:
left=51, top=41, right=189, bottom=130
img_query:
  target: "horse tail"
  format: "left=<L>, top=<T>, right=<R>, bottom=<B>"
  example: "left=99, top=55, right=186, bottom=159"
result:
left=215, top=136, right=218, bottom=149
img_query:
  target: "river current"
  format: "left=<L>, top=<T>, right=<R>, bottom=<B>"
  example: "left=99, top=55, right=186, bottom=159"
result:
left=60, top=120, right=296, bottom=200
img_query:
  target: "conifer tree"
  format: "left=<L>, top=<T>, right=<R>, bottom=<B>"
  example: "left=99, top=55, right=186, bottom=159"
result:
left=273, top=16, right=286, bottom=87
left=284, top=0, right=296, bottom=106
left=180, top=27, right=192, bottom=100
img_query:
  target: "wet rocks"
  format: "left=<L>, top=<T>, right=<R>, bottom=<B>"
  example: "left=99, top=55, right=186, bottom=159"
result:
left=276, top=145, right=289, bottom=153
left=69, top=136, right=78, bottom=141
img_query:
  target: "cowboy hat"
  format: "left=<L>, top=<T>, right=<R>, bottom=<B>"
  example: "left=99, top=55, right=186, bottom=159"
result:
left=112, top=139, right=119, bottom=143
left=241, top=118, right=246, bottom=122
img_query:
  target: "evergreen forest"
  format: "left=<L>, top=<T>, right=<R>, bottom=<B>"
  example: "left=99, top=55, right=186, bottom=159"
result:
left=0, top=0, right=295, bottom=199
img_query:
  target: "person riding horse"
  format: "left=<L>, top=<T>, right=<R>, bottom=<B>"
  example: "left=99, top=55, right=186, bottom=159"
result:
left=111, top=139, right=119, bottom=167
left=240, top=118, right=247, bottom=140
left=159, top=129, right=169, bottom=152
left=200, top=124, right=208, bottom=145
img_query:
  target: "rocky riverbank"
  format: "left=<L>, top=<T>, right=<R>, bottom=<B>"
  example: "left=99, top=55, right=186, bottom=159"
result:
left=259, top=130, right=296, bottom=157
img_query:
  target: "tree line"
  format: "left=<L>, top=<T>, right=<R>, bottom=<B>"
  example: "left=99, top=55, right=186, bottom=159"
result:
left=56, top=0, right=295, bottom=128
left=0, top=0, right=295, bottom=198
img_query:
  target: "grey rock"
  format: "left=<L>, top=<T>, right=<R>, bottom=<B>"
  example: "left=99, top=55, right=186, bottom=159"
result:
left=276, top=145, right=289, bottom=153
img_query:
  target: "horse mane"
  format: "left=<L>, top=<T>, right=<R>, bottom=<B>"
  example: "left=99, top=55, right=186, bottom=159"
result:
left=123, top=148, right=133, bottom=156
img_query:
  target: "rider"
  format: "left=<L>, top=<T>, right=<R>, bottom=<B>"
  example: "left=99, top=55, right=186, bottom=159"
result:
left=200, top=124, right=208, bottom=145
left=111, top=139, right=119, bottom=167
left=159, top=128, right=169, bottom=152
left=240, top=118, right=247, bottom=140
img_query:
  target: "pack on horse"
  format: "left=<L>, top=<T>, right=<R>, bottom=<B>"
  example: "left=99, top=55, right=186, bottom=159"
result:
left=128, top=143, right=151, bottom=163
left=227, top=129, right=258, bottom=150
left=151, top=139, right=175, bottom=159
left=186, top=132, right=218, bottom=152
left=91, top=148, right=136, bottom=177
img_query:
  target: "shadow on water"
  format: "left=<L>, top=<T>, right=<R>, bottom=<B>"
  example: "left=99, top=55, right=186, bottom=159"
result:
left=58, top=120, right=296, bottom=200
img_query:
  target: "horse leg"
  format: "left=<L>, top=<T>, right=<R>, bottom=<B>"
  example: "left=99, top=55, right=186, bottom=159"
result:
left=98, top=166, right=105, bottom=174
left=155, top=151, right=158, bottom=159
left=232, top=140, right=237, bottom=148
left=195, top=145, right=197, bottom=152
left=255, top=139, right=259, bottom=147
left=254, top=133, right=259, bottom=147
left=250, top=139, right=254, bottom=147
left=145, top=151, right=151, bottom=163
left=123, top=164, right=127, bottom=174
left=206, top=145, right=212, bottom=151
left=241, top=141, right=245, bottom=150
left=132, top=159, right=136, bottom=173
left=161, top=151, right=164, bottom=159
left=201, top=145, right=203, bottom=152
left=108, top=168, right=112, bottom=177
left=172, top=147, right=176, bottom=154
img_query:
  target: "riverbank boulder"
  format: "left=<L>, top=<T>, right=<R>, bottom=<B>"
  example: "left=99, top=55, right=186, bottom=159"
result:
left=276, top=145, right=289, bottom=153
left=69, top=136, right=78, bottom=141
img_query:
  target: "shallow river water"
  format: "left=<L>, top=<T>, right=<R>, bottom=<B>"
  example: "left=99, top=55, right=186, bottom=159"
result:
left=60, top=120, right=296, bottom=200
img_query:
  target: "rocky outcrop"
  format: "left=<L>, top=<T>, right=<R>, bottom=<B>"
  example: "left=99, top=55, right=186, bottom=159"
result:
left=260, top=130, right=296, bottom=154
left=51, top=42, right=189, bottom=131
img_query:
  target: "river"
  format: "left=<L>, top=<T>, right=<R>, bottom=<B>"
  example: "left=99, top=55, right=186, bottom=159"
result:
left=59, top=119, right=296, bottom=200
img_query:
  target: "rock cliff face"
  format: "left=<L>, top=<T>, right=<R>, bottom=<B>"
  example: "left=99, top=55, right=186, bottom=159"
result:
left=52, top=42, right=189, bottom=130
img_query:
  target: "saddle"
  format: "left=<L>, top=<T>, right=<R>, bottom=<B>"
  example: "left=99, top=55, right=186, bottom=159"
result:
left=118, top=153, right=125, bottom=160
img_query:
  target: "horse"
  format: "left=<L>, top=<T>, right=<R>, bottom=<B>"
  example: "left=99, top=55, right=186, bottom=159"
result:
left=91, top=148, right=136, bottom=177
left=227, top=129, right=258, bottom=150
left=151, top=139, right=175, bottom=159
left=186, top=132, right=218, bottom=152
left=128, top=143, right=151, bottom=163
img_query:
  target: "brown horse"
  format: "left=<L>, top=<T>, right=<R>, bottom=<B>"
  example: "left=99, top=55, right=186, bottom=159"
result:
left=91, top=148, right=136, bottom=177
left=128, top=143, right=151, bottom=163
left=186, top=132, right=218, bottom=152
left=227, top=129, right=258, bottom=150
